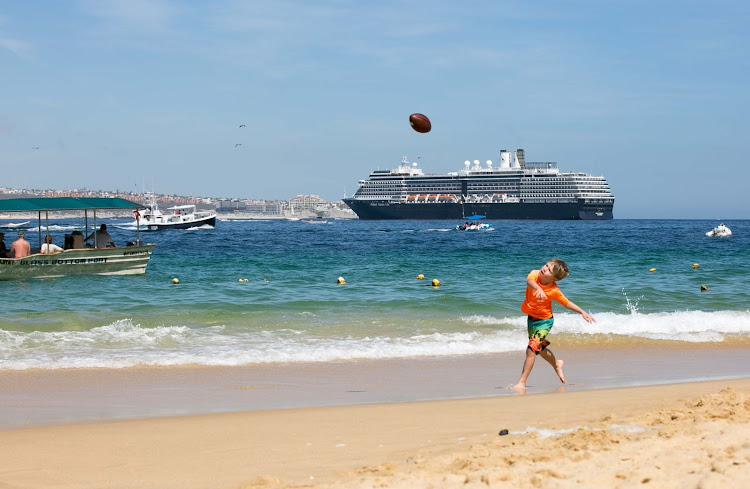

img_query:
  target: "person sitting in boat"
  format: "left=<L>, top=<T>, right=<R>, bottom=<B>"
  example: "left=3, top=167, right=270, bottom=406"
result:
left=0, top=232, right=7, bottom=258
left=41, top=234, right=64, bottom=254
left=10, top=230, right=31, bottom=258
left=85, top=224, right=115, bottom=249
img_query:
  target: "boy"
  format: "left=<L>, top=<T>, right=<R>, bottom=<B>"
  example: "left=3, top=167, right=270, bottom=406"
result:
left=512, top=258, right=595, bottom=390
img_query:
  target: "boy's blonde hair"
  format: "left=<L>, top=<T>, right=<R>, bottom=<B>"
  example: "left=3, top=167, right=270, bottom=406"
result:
left=550, top=258, right=569, bottom=280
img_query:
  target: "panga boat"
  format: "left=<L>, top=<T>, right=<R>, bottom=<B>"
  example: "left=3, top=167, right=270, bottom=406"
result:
left=134, top=198, right=216, bottom=230
left=302, top=217, right=328, bottom=224
left=0, top=197, right=155, bottom=280
left=456, top=215, right=494, bottom=231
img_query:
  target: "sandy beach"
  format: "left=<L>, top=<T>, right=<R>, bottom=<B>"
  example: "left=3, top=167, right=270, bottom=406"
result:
left=2, top=369, right=750, bottom=488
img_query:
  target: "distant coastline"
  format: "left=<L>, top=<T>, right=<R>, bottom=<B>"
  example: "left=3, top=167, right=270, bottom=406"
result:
left=0, top=187, right=356, bottom=221
left=0, top=210, right=357, bottom=220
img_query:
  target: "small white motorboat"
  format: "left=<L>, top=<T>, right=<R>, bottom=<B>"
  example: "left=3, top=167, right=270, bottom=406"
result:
left=457, top=222, right=493, bottom=231
left=302, top=217, right=328, bottom=224
left=457, top=215, right=493, bottom=231
left=706, top=223, right=732, bottom=237
left=134, top=198, right=216, bottom=230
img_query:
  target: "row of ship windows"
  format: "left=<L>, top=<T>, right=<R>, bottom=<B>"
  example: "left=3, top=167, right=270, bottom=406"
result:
left=520, top=194, right=609, bottom=199
left=357, top=192, right=613, bottom=199
left=521, top=182, right=610, bottom=187
left=365, top=177, right=606, bottom=186
left=366, top=179, right=608, bottom=185
left=367, top=182, right=607, bottom=188
left=360, top=188, right=611, bottom=194
left=363, top=184, right=609, bottom=191
left=371, top=174, right=604, bottom=179
left=360, top=185, right=611, bottom=192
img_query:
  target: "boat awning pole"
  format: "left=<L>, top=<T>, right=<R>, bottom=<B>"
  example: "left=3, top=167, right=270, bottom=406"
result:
left=38, top=211, right=42, bottom=249
left=136, top=212, right=140, bottom=245
left=93, top=210, right=97, bottom=248
left=85, top=210, right=88, bottom=242
left=45, top=211, right=49, bottom=248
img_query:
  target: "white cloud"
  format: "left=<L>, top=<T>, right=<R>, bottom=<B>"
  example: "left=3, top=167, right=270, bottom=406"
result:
left=78, top=0, right=175, bottom=32
left=0, top=37, right=31, bottom=57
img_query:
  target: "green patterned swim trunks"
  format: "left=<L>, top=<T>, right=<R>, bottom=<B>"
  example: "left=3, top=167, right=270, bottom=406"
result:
left=527, top=316, right=554, bottom=354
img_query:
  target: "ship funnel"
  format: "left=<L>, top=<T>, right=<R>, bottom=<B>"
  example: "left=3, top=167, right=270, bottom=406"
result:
left=515, top=149, right=525, bottom=168
left=500, top=150, right=510, bottom=169
left=511, top=151, right=521, bottom=169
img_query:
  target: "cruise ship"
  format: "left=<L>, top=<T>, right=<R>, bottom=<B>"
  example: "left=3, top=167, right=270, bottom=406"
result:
left=342, top=149, right=614, bottom=220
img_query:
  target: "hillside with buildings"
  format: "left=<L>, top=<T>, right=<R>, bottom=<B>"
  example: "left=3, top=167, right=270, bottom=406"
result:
left=0, top=187, right=356, bottom=219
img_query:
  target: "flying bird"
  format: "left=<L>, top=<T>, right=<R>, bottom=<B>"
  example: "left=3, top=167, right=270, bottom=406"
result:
left=32, top=146, right=40, bottom=150
left=235, top=143, right=242, bottom=147
left=239, top=124, right=246, bottom=128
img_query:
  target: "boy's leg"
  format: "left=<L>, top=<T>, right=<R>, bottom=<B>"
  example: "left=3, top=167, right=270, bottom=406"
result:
left=514, top=317, right=554, bottom=389
left=539, top=348, right=566, bottom=384
left=512, top=347, right=536, bottom=389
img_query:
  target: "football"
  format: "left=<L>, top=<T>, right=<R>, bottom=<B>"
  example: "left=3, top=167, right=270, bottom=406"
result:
left=409, top=113, right=431, bottom=133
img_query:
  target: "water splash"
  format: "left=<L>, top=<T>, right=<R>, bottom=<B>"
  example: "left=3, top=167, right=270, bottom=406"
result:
left=622, top=288, right=644, bottom=315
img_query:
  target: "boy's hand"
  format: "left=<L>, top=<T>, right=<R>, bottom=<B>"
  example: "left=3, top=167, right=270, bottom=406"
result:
left=581, top=312, right=596, bottom=323
left=533, top=289, right=547, bottom=301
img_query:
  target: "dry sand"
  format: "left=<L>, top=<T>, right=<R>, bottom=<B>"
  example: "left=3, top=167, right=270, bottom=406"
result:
left=2, top=378, right=750, bottom=489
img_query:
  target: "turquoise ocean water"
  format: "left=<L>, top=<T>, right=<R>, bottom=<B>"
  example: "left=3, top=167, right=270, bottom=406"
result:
left=1, top=218, right=749, bottom=371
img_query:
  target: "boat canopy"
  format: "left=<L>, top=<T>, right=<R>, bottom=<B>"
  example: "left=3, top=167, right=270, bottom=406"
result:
left=0, top=197, right=144, bottom=213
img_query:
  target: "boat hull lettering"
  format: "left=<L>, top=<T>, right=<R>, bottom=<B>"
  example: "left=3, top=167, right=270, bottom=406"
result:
left=0, top=245, right=156, bottom=280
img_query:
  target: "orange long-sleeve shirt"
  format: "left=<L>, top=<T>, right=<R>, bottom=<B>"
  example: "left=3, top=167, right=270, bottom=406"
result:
left=520, top=269, right=569, bottom=319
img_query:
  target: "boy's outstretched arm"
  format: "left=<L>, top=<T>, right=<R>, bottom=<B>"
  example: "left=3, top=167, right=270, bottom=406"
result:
left=564, top=300, right=596, bottom=323
left=527, top=277, right=547, bottom=301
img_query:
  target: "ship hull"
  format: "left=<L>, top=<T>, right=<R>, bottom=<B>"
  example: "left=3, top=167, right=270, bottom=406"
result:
left=342, top=199, right=613, bottom=220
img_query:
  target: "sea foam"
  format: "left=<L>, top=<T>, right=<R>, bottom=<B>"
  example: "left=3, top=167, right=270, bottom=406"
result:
left=1, top=309, right=748, bottom=370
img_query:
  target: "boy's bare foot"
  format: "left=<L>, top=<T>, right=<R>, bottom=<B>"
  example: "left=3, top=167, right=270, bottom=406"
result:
left=510, top=383, right=527, bottom=392
left=555, top=360, right=566, bottom=383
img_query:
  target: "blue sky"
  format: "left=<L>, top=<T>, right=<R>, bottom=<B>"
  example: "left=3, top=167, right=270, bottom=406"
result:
left=1, top=1, right=748, bottom=218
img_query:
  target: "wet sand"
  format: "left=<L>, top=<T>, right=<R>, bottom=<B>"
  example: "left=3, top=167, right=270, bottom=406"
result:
left=0, top=343, right=748, bottom=428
